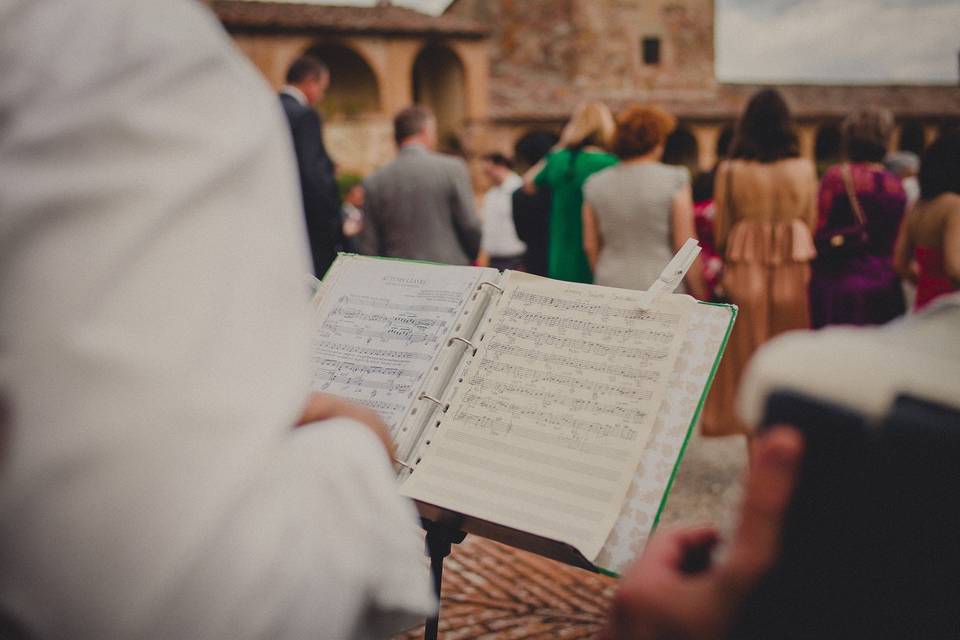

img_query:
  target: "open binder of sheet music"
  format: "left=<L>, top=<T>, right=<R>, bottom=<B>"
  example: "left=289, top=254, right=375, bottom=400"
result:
left=311, top=254, right=736, bottom=575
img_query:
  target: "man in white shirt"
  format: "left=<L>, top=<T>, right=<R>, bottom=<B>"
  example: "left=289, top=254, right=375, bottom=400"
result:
left=0, top=1, right=433, bottom=638
left=477, top=153, right=526, bottom=271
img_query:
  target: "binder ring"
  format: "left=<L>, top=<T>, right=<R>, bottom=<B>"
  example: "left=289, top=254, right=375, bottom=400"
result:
left=448, top=336, right=476, bottom=350
left=419, top=393, right=449, bottom=411
left=394, top=458, right=416, bottom=471
left=478, top=282, right=504, bottom=293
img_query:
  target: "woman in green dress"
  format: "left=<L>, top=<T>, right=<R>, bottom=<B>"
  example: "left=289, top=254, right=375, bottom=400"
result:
left=523, top=102, right=618, bottom=283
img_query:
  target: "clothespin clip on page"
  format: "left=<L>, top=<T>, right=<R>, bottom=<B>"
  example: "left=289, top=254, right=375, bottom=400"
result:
left=636, top=238, right=701, bottom=310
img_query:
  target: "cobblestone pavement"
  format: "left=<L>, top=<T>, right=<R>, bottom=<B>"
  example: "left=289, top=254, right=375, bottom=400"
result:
left=393, top=429, right=748, bottom=639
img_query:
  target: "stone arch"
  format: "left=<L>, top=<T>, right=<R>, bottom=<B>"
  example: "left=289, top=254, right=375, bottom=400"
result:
left=304, top=42, right=382, bottom=118
left=412, top=42, right=467, bottom=153
left=815, top=122, right=842, bottom=173
left=663, top=125, right=699, bottom=173
left=898, top=119, right=926, bottom=155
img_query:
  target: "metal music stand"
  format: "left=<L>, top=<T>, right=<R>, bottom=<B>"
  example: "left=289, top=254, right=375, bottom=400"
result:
left=421, top=517, right=467, bottom=640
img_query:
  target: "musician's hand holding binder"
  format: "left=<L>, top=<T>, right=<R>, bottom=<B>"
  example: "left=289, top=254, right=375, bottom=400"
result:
left=600, top=425, right=803, bottom=640
left=309, top=241, right=736, bottom=574
left=296, top=392, right=395, bottom=459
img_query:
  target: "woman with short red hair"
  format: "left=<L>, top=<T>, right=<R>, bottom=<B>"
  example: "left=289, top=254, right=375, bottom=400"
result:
left=581, top=104, right=706, bottom=297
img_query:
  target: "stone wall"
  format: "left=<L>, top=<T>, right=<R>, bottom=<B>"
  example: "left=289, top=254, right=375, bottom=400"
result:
left=450, top=0, right=717, bottom=119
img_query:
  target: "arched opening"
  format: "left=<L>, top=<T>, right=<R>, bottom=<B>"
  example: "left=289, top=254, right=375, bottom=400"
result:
left=899, top=120, right=926, bottom=155
left=412, top=43, right=466, bottom=154
left=815, top=122, right=842, bottom=175
left=662, top=126, right=699, bottom=174
left=305, top=43, right=381, bottom=119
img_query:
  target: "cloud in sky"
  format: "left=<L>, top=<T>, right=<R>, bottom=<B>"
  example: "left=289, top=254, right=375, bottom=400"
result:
left=716, top=0, right=960, bottom=84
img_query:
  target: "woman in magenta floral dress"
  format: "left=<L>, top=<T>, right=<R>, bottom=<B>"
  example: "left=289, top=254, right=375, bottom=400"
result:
left=810, top=108, right=907, bottom=328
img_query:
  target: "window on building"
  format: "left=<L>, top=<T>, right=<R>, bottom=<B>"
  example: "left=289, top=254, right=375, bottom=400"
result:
left=641, top=37, right=661, bottom=65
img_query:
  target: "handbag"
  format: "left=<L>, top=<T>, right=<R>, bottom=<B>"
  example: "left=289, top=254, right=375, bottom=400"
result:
left=814, top=163, right=869, bottom=260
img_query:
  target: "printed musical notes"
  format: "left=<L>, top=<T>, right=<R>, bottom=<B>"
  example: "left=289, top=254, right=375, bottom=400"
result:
left=310, top=257, right=487, bottom=434
left=401, top=271, right=694, bottom=561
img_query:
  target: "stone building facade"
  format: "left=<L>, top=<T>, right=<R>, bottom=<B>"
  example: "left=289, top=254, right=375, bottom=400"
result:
left=209, top=0, right=960, bottom=179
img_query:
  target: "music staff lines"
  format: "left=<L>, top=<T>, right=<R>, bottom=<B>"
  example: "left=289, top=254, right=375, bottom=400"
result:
left=489, top=328, right=670, bottom=362
left=411, top=479, right=594, bottom=544
left=476, top=358, right=661, bottom=387
left=320, top=320, right=442, bottom=346
left=461, top=395, right=644, bottom=439
left=428, top=461, right=607, bottom=522
left=463, top=381, right=650, bottom=418
left=328, top=306, right=445, bottom=331
left=509, top=289, right=681, bottom=324
left=432, top=444, right=615, bottom=503
left=501, top=307, right=676, bottom=341
left=445, top=429, right=620, bottom=481
left=312, top=342, right=433, bottom=364
left=485, top=342, right=666, bottom=378
left=453, top=410, right=634, bottom=460
left=313, top=359, right=420, bottom=380
left=334, top=294, right=457, bottom=315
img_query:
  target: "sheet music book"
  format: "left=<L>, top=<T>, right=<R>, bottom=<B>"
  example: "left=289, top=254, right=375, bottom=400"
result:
left=311, top=254, right=736, bottom=575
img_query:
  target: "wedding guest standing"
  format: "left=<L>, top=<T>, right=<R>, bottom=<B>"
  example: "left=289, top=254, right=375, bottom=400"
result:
left=581, top=104, right=706, bottom=298
left=692, top=169, right=726, bottom=301
left=279, top=56, right=341, bottom=277
left=894, top=130, right=960, bottom=310
left=702, top=89, right=818, bottom=438
left=360, top=106, right=481, bottom=265
left=524, top=102, right=617, bottom=284
left=512, top=132, right=558, bottom=277
left=810, top=107, right=907, bottom=328
left=477, top=153, right=526, bottom=271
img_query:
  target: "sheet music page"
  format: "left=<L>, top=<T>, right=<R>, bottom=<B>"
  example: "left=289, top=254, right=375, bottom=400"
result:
left=401, top=271, right=694, bottom=561
left=310, top=256, right=494, bottom=440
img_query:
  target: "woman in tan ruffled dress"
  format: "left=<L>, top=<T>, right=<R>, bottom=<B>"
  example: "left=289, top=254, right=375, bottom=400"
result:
left=702, top=89, right=818, bottom=437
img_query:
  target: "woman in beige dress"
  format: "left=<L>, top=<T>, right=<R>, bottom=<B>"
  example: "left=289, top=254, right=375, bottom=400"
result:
left=702, top=89, right=818, bottom=437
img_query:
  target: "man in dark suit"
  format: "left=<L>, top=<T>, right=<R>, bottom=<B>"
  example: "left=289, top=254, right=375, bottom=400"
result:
left=359, top=106, right=481, bottom=265
left=279, top=56, right=341, bottom=277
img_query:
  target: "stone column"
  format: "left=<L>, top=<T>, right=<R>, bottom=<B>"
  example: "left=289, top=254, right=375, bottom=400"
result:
left=797, top=123, right=817, bottom=161
left=690, top=123, right=720, bottom=171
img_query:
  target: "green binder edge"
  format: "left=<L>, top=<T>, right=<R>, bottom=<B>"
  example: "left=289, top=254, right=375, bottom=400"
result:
left=597, top=301, right=738, bottom=579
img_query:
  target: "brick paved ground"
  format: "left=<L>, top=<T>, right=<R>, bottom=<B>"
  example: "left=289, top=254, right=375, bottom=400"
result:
left=393, top=429, right=748, bottom=639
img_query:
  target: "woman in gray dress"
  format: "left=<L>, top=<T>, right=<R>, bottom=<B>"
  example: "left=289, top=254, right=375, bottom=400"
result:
left=582, top=105, right=705, bottom=297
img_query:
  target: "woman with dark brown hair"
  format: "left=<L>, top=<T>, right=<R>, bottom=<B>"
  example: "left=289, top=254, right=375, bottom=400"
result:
left=702, top=88, right=818, bottom=438
left=581, top=104, right=706, bottom=297
left=894, top=129, right=960, bottom=310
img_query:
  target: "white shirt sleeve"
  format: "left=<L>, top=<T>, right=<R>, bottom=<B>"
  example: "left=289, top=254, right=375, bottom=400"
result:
left=0, top=1, right=433, bottom=638
left=738, top=299, right=960, bottom=428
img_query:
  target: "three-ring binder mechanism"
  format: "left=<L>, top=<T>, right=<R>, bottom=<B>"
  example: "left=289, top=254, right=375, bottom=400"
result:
left=636, top=237, right=701, bottom=310
left=447, top=336, right=477, bottom=355
left=396, top=278, right=505, bottom=473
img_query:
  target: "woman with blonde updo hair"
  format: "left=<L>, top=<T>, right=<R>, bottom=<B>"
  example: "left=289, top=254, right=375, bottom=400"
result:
left=581, top=104, right=706, bottom=297
left=524, top=102, right=617, bottom=283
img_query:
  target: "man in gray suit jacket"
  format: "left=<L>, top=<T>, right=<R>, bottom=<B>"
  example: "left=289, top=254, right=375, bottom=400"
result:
left=359, top=106, right=481, bottom=265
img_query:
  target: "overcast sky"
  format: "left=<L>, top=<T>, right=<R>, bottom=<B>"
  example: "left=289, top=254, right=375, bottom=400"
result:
left=716, top=0, right=960, bottom=84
